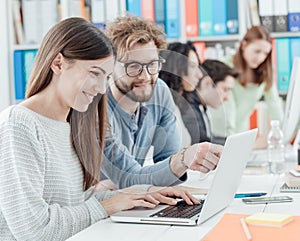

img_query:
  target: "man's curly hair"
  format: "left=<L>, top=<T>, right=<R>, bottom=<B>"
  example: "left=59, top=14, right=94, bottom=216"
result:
left=105, top=15, right=167, bottom=61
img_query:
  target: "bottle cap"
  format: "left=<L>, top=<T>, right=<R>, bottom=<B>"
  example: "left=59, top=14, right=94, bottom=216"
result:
left=270, top=120, right=280, bottom=127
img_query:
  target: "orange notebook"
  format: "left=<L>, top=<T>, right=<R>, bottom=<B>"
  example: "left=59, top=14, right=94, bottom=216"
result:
left=203, top=213, right=300, bottom=241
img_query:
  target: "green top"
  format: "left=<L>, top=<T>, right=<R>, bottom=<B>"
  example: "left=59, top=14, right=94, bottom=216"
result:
left=208, top=56, right=283, bottom=136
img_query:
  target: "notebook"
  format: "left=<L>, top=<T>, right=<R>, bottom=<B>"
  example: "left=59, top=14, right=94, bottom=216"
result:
left=203, top=213, right=300, bottom=241
left=110, top=129, right=258, bottom=226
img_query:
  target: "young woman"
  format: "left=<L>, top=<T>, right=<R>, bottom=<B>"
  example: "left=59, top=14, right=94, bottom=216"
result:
left=159, top=42, right=237, bottom=145
left=210, top=26, right=283, bottom=140
left=0, top=18, right=198, bottom=241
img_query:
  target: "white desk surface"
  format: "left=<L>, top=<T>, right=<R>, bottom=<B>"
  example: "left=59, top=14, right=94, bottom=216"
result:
left=67, top=165, right=300, bottom=241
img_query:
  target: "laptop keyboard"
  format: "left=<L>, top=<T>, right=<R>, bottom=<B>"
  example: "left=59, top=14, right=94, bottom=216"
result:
left=150, top=200, right=204, bottom=219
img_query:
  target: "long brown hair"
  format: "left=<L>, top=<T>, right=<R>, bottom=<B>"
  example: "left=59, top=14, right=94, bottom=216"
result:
left=234, top=26, right=272, bottom=91
left=26, top=17, right=115, bottom=190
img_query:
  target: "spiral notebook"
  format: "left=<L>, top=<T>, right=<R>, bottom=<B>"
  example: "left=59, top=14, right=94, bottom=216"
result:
left=280, top=183, right=300, bottom=193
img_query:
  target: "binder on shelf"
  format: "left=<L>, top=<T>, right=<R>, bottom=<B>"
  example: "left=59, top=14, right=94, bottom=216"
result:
left=24, top=50, right=38, bottom=87
left=91, top=0, right=106, bottom=30
left=226, top=0, right=239, bottom=34
left=119, top=0, right=127, bottom=17
left=290, top=38, right=300, bottom=65
left=141, top=0, right=155, bottom=21
left=105, top=0, right=119, bottom=22
left=22, top=0, right=58, bottom=44
left=126, top=0, right=142, bottom=17
left=185, top=0, right=199, bottom=37
left=198, top=0, right=213, bottom=36
left=40, top=0, right=58, bottom=39
left=276, top=38, right=291, bottom=94
left=273, top=0, right=288, bottom=32
left=247, top=0, right=261, bottom=26
left=22, top=0, right=40, bottom=44
left=13, top=50, right=25, bottom=100
left=68, top=0, right=81, bottom=17
left=165, top=0, right=180, bottom=38
left=288, top=0, right=300, bottom=32
left=194, top=42, right=206, bottom=63
left=12, top=0, right=24, bottom=45
left=258, top=0, right=274, bottom=32
left=154, top=0, right=165, bottom=31
left=271, top=38, right=278, bottom=89
left=212, top=0, right=227, bottom=35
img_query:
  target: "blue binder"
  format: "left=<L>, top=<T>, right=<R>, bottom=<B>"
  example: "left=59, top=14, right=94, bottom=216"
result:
left=164, top=0, right=180, bottom=38
left=13, top=50, right=25, bottom=100
left=276, top=38, right=291, bottom=94
left=126, top=0, right=142, bottom=17
left=226, top=0, right=239, bottom=34
left=290, top=38, right=300, bottom=65
left=24, top=49, right=38, bottom=87
left=198, top=0, right=213, bottom=36
left=154, top=0, right=165, bottom=32
left=212, top=0, right=227, bottom=35
left=288, top=12, right=300, bottom=32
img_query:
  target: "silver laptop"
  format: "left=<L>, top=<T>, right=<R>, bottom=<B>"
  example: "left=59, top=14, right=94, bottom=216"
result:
left=111, top=129, right=258, bottom=226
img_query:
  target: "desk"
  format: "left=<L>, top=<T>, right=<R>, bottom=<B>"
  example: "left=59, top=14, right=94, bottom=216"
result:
left=67, top=169, right=299, bottom=241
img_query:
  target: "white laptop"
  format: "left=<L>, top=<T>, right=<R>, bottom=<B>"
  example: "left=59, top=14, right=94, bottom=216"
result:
left=111, top=129, right=258, bottom=226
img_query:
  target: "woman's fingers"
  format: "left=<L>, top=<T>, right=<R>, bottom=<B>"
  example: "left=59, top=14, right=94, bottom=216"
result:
left=132, top=199, right=157, bottom=208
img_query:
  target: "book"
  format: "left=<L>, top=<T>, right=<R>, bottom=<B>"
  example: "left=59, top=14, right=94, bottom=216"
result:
left=247, top=0, right=261, bottom=26
left=203, top=213, right=300, bottom=241
left=280, top=183, right=300, bottom=193
left=245, top=212, right=293, bottom=227
left=12, top=0, right=24, bottom=44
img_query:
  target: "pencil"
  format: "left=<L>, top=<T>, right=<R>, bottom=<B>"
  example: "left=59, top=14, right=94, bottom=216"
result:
left=240, top=218, right=252, bottom=240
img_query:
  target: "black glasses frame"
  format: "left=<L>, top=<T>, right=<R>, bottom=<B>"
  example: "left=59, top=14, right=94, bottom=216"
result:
left=119, top=57, right=166, bottom=77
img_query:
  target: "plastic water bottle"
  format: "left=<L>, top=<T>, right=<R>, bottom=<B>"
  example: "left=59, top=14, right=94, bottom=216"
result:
left=268, top=120, right=285, bottom=174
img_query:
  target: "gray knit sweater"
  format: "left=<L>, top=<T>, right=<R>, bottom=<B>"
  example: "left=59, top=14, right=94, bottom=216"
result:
left=0, top=105, right=116, bottom=241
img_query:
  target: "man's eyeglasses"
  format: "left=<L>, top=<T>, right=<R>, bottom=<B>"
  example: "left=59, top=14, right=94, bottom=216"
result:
left=118, top=58, right=165, bottom=77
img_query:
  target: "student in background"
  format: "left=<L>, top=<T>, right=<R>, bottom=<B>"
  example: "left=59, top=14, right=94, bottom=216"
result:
left=100, top=16, right=223, bottom=189
left=0, top=18, right=199, bottom=241
left=159, top=42, right=237, bottom=145
left=210, top=26, right=283, bottom=144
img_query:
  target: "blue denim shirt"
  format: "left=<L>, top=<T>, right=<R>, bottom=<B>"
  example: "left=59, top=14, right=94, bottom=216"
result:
left=101, top=79, right=187, bottom=188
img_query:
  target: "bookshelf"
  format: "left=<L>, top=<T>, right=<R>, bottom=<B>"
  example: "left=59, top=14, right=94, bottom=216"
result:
left=2, top=0, right=300, bottom=110
left=0, top=1, right=11, bottom=111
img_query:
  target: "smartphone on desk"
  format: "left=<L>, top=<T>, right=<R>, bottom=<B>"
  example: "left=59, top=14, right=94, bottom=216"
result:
left=242, top=196, right=293, bottom=204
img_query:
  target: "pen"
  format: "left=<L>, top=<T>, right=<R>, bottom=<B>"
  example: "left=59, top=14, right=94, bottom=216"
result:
left=240, top=218, right=252, bottom=240
left=234, top=192, right=267, bottom=198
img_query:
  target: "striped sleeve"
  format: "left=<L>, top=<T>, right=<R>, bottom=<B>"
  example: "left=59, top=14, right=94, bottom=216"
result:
left=0, top=121, right=107, bottom=241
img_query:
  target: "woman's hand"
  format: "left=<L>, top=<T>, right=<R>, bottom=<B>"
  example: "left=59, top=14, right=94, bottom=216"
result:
left=100, top=186, right=200, bottom=216
left=147, top=186, right=201, bottom=205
